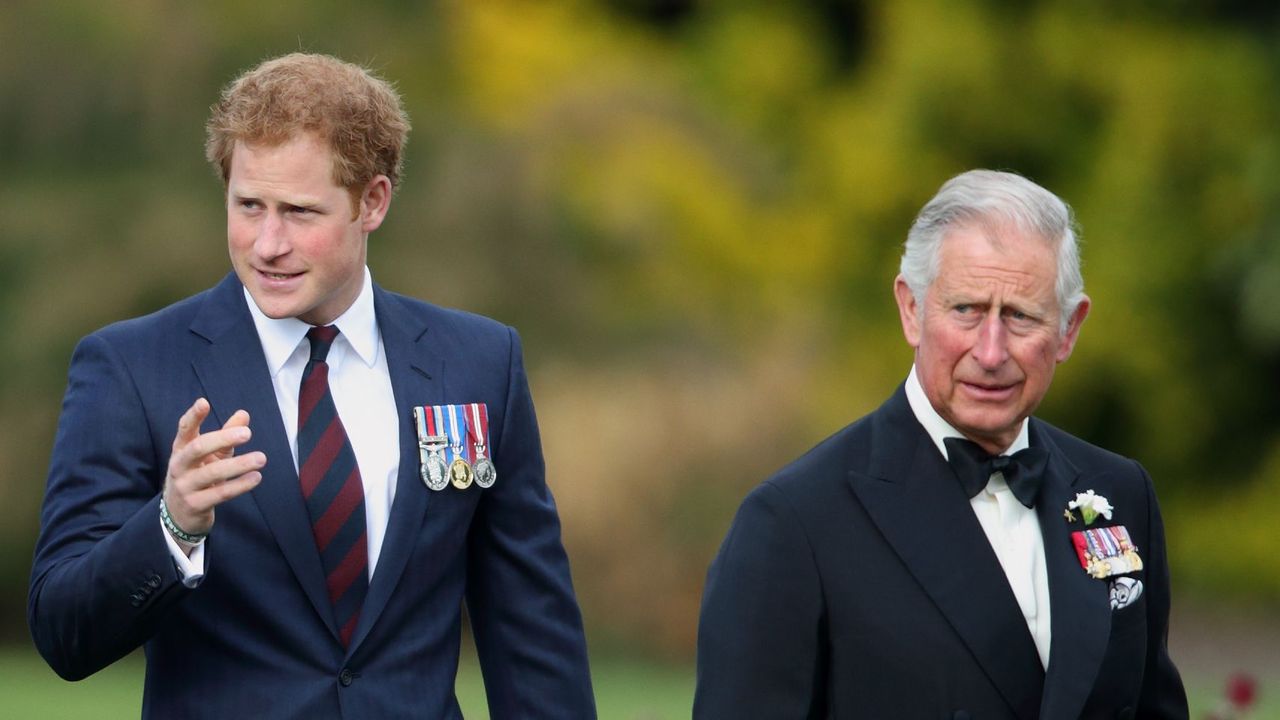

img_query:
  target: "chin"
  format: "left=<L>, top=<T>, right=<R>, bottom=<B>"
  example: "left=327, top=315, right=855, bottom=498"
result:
left=249, top=297, right=299, bottom=320
left=953, top=409, right=1021, bottom=438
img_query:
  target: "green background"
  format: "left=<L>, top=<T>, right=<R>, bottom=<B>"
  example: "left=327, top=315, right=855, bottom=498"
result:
left=4, top=0, right=1278, bottom=714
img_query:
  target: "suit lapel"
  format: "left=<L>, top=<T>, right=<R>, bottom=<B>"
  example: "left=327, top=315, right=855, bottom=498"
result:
left=1033, top=423, right=1111, bottom=720
left=849, top=389, right=1044, bottom=720
left=347, top=287, right=444, bottom=653
left=188, top=274, right=338, bottom=641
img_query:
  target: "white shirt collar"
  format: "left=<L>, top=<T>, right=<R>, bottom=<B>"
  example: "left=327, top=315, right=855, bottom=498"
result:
left=904, top=364, right=1029, bottom=461
left=243, top=266, right=381, bottom=376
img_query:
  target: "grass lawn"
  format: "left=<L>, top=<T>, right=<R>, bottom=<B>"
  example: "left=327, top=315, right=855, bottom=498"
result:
left=0, top=646, right=693, bottom=719
left=2, top=644, right=1274, bottom=718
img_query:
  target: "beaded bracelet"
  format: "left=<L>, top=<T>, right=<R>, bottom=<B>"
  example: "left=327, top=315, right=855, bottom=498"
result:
left=159, top=497, right=208, bottom=545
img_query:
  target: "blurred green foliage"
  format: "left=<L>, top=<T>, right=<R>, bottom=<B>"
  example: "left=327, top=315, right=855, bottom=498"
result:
left=3, top=0, right=1279, bottom=661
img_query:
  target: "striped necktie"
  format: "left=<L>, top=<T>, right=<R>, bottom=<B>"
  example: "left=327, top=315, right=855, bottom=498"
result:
left=298, top=325, right=368, bottom=647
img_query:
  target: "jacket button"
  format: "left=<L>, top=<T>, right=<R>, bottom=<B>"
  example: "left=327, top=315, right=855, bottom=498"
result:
left=148, top=575, right=162, bottom=588
left=338, top=668, right=354, bottom=686
left=130, top=594, right=144, bottom=607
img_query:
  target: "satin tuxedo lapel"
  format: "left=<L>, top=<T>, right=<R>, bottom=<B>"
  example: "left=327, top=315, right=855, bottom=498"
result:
left=188, top=275, right=339, bottom=641
left=848, top=390, right=1044, bottom=720
left=347, top=288, right=444, bottom=653
left=1033, top=422, right=1111, bottom=720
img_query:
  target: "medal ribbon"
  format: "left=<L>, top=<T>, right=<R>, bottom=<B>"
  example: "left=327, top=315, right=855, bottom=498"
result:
left=445, top=404, right=470, bottom=464
left=434, top=405, right=449, bottom=463
left=413, top=407, right=431, bottom=467
left=1084, top=529, right=1106, bottom=560
left=1108, top=525, right=1132, bottom=551
left=467, top=403, right=490, bottom=459
left=1083, top=526, right=1131, bottom=560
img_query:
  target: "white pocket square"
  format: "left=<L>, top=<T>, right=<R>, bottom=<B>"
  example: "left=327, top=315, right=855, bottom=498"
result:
left=1109, top=576, right=1143, bottom=610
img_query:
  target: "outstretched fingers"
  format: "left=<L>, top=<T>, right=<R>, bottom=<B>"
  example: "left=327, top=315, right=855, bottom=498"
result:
left=163, top=399, right=266, bottom=538
left=213, top=410, right=252, bottom=461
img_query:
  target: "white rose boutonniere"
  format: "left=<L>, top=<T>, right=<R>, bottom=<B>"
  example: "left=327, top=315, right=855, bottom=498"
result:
left=1067, top=490, right=1114, bottom=526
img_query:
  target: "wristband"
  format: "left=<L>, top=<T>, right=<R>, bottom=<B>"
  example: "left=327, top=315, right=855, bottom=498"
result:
left=159, top=496, right=208, bottom=545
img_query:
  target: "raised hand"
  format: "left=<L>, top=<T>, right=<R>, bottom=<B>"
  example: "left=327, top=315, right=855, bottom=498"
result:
left=161, top=398, right=265, bottom=548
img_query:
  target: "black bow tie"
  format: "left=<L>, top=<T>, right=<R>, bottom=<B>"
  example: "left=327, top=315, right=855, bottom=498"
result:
left=943, top=437, right=1049, bottom=509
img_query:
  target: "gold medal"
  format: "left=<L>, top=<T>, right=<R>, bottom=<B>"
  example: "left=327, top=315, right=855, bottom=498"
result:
left=444, top=404, right=474, bottom=490
left=450, top=457, right=473, bottom=490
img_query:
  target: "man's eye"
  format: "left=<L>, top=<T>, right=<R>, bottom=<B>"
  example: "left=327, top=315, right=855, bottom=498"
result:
left=954, top=304, right=972, bottom=313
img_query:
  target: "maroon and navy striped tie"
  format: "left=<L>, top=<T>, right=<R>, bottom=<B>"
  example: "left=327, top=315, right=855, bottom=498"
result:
left=298, top=325, right=368, bottom=647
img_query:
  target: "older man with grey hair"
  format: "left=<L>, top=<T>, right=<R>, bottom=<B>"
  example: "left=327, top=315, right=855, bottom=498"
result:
left=695, top=170, right=1187, bottom=719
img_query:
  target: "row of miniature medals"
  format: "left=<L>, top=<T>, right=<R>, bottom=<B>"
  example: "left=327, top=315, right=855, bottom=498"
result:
left=412, top=403, right=497, bottom=491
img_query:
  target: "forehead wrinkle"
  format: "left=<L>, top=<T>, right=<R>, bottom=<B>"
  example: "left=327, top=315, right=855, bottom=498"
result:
left=929, top=224, right=1062, bottom=317
left=933, top=264, right=1057, bottom=319
left=963, top=262, right=1041, bottom=296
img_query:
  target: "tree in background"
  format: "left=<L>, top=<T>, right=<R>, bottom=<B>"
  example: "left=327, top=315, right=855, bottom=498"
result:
left=1, top=0, right=1278, bottom=656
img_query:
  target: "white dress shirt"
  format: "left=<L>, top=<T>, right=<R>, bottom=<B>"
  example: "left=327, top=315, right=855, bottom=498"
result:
left=165, top=268, right=400, bottom=586
left=904, top=366, right=1053, bottom=669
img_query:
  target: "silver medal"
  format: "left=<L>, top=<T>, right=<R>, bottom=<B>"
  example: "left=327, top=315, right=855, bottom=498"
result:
left=412, top=405, right=451, bottom=493
left=467, top=404, right=497, bottom=489
left=423, top=453, right=449, bottom=491
left=473, top=457, right=497, bottom=488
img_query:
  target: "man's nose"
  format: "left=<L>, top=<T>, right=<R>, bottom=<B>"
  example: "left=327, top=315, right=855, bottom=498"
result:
left=971, top=313, right=1009, bottom=369
left=254, top=211, right=290, bottom=259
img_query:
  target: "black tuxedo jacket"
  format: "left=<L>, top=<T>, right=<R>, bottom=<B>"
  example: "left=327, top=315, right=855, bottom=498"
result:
left=695, top=386, right=1186, bottom=719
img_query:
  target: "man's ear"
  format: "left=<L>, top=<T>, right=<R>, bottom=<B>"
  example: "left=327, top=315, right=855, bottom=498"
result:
left=894, top=275, right=923, bottom=348
left=1055, top=294, right=1091, bottom=363
left=359, top=175, right=393, bottom=232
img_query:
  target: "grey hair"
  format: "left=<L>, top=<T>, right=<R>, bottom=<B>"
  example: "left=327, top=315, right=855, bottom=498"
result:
left=899, top=169, right=1085, bottom=333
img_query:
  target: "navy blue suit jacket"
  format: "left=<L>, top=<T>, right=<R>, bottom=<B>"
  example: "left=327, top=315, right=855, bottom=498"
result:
left=30, top=273, right=595, bottom=718
left=695, top=386, right=1187, bottom=719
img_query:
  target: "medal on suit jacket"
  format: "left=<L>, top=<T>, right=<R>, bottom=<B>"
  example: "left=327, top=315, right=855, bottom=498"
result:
left=468, top=402, right=497, bottom=489
left=445, top=404, right=474, bottom=490
left=413, top=406, right=450, bottom=491
left=1071, top=525, right=1144, bottom=579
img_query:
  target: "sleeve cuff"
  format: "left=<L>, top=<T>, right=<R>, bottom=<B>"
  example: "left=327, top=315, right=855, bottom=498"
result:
left=161, top=517, right=206, bottom=588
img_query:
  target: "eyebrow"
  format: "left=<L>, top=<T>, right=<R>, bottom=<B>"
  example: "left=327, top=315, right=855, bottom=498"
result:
left=229, top=191, right=323, bottom=208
